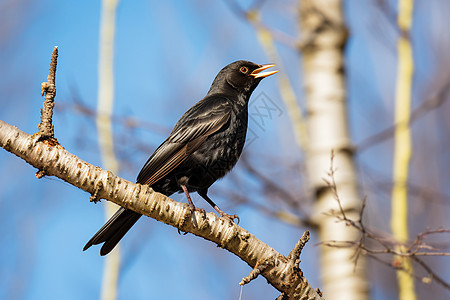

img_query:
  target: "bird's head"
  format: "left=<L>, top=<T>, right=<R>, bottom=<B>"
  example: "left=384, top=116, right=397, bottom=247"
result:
left=208, top=60, right=278, bottom=98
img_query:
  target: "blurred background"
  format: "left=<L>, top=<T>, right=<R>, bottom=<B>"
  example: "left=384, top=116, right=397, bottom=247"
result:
left=0, top=0, right=449, bottom=299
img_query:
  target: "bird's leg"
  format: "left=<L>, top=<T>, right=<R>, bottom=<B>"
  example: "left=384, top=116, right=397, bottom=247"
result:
left=180, top=184, right=205, bottom=214
left=198, top=191, right=239, bottom=223
left=180, top=184, right=195, bottom=210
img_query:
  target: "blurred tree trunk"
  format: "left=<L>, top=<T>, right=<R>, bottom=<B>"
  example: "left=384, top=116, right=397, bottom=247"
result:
left=97, top=0, right=121, bottom=299
left=391, top=0, right=416, bottom=299
left=299, top=1, right=369, bottom=299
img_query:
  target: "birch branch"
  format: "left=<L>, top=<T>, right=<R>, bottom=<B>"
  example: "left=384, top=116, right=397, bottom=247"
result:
left=0, top=120, right=322, bottom=299
left=0, top=48, right=323, bottom=299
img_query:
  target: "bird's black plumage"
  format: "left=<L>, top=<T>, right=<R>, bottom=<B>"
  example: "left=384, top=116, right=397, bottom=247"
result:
left=83, top=60, right=277, bottom=255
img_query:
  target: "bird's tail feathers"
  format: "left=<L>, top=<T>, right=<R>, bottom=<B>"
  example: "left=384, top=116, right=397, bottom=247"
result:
left=83, top=207, right=141, bottom=256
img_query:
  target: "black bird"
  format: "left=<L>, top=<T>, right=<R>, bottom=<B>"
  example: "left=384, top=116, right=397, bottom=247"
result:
left=83, top=60, right=277, bottom=255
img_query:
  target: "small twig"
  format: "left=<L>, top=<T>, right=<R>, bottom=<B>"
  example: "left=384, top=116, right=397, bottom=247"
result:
left=411, top=256, right=450, bottom=289
left=358, top=196, right=367, bottom=229
left=225, top=0, right=298, bottom=48
left=408, top=229, right=450, bottom=253
left=55, top=94, right=171, bottom=135
left=240, top=154, right=312, bottom=225
left=38, top=46, right=58, bottom=139
left=285, top=231, right=310, bottom=282
left=323, top=150, right=450, bottom=290
left=325, top=150, right=347, bottom=220
left=287, top=231, right=310, bottom=261
left=31, top=46, right=60, bottom=180
left=240, top=257, right=274, bottom=286
left=356, top=80, right=450, bottom=153
left=240, top=231, right=313, bottom=297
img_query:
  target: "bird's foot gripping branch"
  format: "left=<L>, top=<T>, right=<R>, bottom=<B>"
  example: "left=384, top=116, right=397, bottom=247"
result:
left=0, top=47, right=323, bottom=299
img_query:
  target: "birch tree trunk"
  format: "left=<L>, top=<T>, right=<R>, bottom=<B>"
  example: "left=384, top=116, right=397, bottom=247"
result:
left=299, top=1, right=369, bottom=299
left=97, top=0, right=121, bottom=299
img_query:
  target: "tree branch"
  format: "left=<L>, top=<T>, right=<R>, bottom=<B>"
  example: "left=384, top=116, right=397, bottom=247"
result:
left=0, top=48, right=323, bottom=299
left=0, top=119, right=322, bottom=298
left=38, top=46, right=58, bottom=139
left=323, top=152, right=450, bottom=290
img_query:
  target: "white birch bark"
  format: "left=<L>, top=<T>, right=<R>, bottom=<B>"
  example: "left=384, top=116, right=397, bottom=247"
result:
left=0, top=119, right=323, bottom=299
left=299, top=0, right=369, bottom=299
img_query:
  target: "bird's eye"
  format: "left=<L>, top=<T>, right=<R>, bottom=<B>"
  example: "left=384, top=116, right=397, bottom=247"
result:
left=240, top=66, right=248, bottom=74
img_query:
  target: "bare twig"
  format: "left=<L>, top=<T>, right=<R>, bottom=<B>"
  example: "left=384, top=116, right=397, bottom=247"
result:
left=411, top=256, right=450, bottom=289
left=55, top=87, right=171, bottom=135
left=287, top=231, right=310, bottom=261
left=356, top=81, right=450, bottom=152
left=322, top=152, right=450, bottom=290
left=240, top=154, right=311, bottom=222
left=38, top=46, right=58, bottom=139
left=241, top=231, right=319, bottom=300
left=324, top=150, right=347, bottom=220
left=225, top=0, right=298, bottom=48
left=240, top=257, right=274, bottom=286
left=357, top=162, right=450, bottom=206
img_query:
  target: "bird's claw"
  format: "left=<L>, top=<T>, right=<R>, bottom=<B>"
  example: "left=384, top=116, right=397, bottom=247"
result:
left=188, top=206, right=206, bottom=215
left=221, top=213, right=240, bottom=224
left=195, top=207, right=206, bottom=215
left=177, top=228, right=188, bottom=235
left=178, top=207, right=205, bottom=235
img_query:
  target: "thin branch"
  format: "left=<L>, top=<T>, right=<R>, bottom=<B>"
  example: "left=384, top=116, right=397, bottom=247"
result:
left=411, top=256, right=450, bottom=289
left=38, top=46, right=58, bottom=139
left=287, top=231, right=310, bottom=261
left=357, top=162, right=450, bottom=207
left=225, top=0, right=298, bottom=48
left=322, top=152, right=450, bottom=290
left=324, top=150, right=347, bottom=220
left=240, top=257, right=274, bottom=285
left=56, top=98, right=170, bottom=135
left=240, top=154, right=311, bottom=221
left=356, top=80, right=450, bottom=152
left=215, top=187, right=307, bottom=227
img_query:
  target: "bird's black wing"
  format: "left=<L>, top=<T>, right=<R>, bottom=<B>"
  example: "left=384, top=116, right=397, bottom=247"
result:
left=136, top=96, right=232, bottom=185
left=84, top=96, right=232, bottom=255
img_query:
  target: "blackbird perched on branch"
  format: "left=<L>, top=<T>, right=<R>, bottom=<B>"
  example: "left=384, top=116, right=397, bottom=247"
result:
left=84, top=60, right=277, bottom=255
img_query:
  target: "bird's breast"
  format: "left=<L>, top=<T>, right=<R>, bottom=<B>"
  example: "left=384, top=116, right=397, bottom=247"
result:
left=190, top=109, right=248, bottom=181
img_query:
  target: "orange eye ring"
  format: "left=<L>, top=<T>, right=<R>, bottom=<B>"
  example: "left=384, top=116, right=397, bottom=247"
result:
left=240, top=66, right=248, bottom=74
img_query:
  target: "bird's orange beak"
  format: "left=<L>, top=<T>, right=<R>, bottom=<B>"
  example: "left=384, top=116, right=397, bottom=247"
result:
left=250, top=64, right=278, bottom=78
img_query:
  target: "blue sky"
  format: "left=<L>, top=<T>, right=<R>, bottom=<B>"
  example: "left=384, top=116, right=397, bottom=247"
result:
left=1, top=1, right=449, bottom=299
